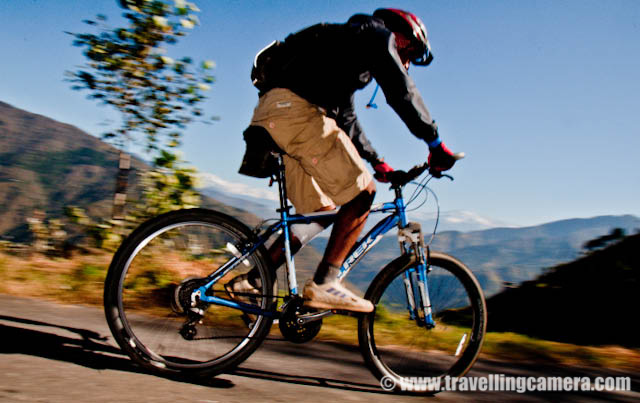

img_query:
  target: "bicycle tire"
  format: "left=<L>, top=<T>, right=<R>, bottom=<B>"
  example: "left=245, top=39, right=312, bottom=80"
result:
left=104, top=208, right=274, bottom=377
left=358, top=252, right=487, bottom=393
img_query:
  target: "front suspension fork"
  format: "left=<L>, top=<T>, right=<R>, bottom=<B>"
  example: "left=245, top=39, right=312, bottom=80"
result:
left=402, top=262, right=436, bottom=328
left=416, top=260, right=436, bottom=328
left=399, top=222, right=436, bottom=328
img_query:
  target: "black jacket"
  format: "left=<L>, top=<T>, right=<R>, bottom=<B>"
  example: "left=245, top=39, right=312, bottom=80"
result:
left=270, top=14, right=439, bottom=165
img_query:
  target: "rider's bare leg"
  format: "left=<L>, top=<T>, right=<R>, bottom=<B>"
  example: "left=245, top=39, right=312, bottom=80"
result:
left=242, top=205, right=335, bottom=286
left=313, top=180, right=376, bottom=284
left=267, top=205, right=335, bottom=268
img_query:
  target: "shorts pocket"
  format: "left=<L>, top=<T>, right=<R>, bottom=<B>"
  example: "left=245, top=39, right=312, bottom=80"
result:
left=308, top=134, right=365, bottom=200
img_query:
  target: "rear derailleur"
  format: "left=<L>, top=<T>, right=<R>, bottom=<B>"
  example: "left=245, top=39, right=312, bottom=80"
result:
left=171, top=277, right=210, bottom=340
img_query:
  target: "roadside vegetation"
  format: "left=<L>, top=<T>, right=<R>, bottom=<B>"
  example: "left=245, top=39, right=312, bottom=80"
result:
left=1, top=245, right=638, bottom=373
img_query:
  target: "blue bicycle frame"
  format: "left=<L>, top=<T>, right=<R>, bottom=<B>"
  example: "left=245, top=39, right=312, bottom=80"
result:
left=194, top=154, right=436, bottom=327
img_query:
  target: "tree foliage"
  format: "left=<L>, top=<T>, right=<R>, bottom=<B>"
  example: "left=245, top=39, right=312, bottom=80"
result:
left=136, top=149, right=201, bottom=217
left=67, top=0, right=215, bottom=151
left=582, top=228, right=626, bottom=251
left=26, top=212, right=67, bottom=255
left=67, top=151, right=201, bottom=251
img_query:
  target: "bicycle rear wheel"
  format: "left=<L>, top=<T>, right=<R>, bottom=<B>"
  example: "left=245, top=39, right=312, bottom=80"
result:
left=104, top=208, right=274, bottom=377
left=358, top=252, right=486, bottom=393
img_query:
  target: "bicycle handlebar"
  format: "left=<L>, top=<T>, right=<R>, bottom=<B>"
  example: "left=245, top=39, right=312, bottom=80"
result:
left=388, top=164, right=428, bottom=187
left=389, top=152, right=464, bottom=188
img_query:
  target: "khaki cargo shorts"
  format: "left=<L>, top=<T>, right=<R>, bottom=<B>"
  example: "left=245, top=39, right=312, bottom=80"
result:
left=251, top=88, right=373, bottom=214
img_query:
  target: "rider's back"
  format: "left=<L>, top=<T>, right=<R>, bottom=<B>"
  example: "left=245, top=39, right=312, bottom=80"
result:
left=266, top=14, right=438, bottom=144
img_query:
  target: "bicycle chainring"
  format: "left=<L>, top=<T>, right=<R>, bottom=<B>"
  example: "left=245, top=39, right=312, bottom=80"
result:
left=278, top=297, right=322, bottom=344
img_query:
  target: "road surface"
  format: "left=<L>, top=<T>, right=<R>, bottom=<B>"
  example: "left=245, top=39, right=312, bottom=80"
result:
left=1, top=294, right=637, bottom=402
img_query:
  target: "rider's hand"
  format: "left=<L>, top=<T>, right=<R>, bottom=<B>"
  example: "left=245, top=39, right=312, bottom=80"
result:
left=428, top=141, right=457, bottom=173
left=373, top=160, right=394, bottom=183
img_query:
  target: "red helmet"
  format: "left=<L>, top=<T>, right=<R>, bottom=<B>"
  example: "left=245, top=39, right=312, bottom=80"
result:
left=373, top=8, right=433, bottom=66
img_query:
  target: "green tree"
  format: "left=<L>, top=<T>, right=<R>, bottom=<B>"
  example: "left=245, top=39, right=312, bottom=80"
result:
left=67, top=151, right=201, bottom=251
left=66, top=0, right=211, bottom=237
left=134, top=150, right=201, bottom=218
left=26, top=212, right=67, bottom=255
left=67, top=0, right=215, bottom=151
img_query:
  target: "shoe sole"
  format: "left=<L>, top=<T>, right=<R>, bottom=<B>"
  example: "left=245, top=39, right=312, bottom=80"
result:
left=303, top=299, right=374, bottom=313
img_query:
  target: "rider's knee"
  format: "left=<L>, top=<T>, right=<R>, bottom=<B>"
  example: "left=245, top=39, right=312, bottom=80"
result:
left=366, top=178, right=377, bottom=195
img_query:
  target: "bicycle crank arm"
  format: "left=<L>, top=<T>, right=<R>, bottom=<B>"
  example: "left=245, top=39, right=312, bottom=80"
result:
left=296, top=310, right=334, bottom=325
left=297, top=308, right=366, bottom=325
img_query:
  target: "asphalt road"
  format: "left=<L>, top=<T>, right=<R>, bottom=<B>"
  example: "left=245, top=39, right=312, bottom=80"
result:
left=1, top=294, right=637, bottom=402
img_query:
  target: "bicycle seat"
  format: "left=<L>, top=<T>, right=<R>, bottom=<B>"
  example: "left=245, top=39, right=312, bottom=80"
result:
left=239, top=125, right=284, bottom=178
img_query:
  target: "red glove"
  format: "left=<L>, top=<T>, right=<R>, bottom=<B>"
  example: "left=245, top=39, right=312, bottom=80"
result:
left=373, top=161, right=394, bottom=183
left=428, top=141, right=456, bottom=172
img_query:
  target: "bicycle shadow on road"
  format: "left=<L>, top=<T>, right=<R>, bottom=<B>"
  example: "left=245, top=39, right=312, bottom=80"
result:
left=0, top=314, right=424, bottom=398
left=232, top=367, right=426, bottom=397
left=0, top=315, right=233, bottom=390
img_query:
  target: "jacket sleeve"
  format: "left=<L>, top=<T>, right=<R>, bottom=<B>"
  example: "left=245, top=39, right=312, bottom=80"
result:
left=334, top=95, right=380, bottom=166
left=364, top=26, right=439, bottom=144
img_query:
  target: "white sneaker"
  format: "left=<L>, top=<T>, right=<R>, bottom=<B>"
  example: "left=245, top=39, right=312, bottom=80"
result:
left=303, top=280, right=374, bottom=313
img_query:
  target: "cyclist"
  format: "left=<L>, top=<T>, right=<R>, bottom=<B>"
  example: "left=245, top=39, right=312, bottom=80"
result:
left=228, top=8, right=458, bottom=313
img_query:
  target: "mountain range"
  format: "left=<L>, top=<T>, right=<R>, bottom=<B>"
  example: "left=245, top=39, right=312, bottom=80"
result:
left=0, top=101, right=259, bottom=242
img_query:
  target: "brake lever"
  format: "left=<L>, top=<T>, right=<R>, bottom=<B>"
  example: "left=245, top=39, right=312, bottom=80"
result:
left=428, top=152, right=463, bottom=181
left=429, top=169, right=454, bottom=181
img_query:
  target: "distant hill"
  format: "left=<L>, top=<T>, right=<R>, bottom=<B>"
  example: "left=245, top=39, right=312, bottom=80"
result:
left=309, top=215, right=640, bottom=297
left=0, top=101, right=259, bottom=242
left=428, top=215, right=640, bottom=294
left=486, top=232, right=640, bottom=346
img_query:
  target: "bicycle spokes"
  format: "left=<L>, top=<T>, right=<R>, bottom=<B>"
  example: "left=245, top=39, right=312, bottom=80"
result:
left=363, top=253, right=486, bottom=382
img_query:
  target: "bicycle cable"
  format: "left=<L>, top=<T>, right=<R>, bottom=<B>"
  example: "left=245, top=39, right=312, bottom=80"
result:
left=253, top=218, right=281, bottom=235
left=403, top=173, right=440, bottom=246
left=405, top=174, right=432, bottom=208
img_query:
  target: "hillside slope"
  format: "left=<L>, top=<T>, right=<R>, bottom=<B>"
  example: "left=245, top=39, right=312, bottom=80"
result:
left=0, top=101, right=258, bottom=241
left=487, top=233, right=640, bottom=346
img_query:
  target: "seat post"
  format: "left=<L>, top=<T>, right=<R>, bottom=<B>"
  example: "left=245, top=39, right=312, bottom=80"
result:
left=274, top=153, right=292, bottom=216
left=274, top=152, right=300, bottom=294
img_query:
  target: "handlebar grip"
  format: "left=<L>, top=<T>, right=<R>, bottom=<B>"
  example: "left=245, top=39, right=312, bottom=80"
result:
left=407, top=163, right=429, bottom=180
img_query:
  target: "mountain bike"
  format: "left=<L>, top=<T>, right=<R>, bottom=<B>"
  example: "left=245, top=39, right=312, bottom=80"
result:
left=104, top=150, right=487, bottom=394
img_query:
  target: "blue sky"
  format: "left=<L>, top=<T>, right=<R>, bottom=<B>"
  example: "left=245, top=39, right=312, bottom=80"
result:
left=1, top=0, right=639, bottom=227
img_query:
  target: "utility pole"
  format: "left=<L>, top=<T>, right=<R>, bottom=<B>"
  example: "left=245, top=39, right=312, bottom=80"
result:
left=112, top=151, right=131, bottom=220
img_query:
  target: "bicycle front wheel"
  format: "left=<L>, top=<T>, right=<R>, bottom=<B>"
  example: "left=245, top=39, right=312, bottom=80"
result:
left=358, top=252, right=487, bottom=393
left=104, top=208, right=274, bottom=377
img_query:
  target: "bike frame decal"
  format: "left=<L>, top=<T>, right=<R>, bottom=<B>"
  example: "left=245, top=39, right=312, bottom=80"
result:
left=337, top=213, right=399, bottom=280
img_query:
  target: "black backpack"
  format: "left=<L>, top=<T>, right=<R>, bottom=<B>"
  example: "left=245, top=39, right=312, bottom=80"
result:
left=250, top=23, right=335, bottom=92
left=241, top=24, right=340, bottom=178
left=238, top=126, right=283, bottom=178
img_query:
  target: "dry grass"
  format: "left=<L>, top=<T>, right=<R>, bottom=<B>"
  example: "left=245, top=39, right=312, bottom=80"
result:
left=2, top=251, right=638, bottom=372
left=480, top=331, right=640, bottom=372
left=0, top=250, right=110, bottom=305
